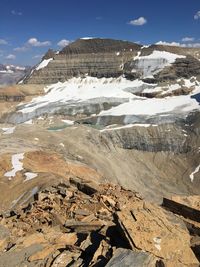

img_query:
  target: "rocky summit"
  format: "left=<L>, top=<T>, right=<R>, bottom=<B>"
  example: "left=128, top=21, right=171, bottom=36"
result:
left=0, top=38, right=200, bottom=266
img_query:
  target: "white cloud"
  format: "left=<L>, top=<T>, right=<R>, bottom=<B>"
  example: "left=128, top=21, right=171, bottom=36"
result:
left=156, top=41, right=181, bottom=46
left=6, top=54, right=16, bottom=60
left=194, top=11, right=200, bottom=20
left=57, top=39, right=70, bottom=47
left=184, top=42, right=200, bottom=48
left=14, top=46, right=28, bottom=52
left=128, top=17, right=147, bottom=26
left=27, top=38, right=51, bottom=47
left=11, top=10, right=22, bottom=16
left=96, top=16, right=103, bottom=20
left=0, top=39, right=8, bottom=45
left=182, top=37, right=195, bottom=42
left=33, top=54, right=43, bottom=59
left=156, top=40, right=200, bottom=48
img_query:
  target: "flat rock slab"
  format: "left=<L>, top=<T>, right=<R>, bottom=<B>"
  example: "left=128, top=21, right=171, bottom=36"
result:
left=0, top=244, right=43, bottom=267
left=116, top=201, right=199, bottom=266
left=105, top=248, right=159, bottom=267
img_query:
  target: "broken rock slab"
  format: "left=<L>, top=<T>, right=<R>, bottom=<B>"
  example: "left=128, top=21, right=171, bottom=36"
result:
left=116, top=201, right=199, bottom=266
left=105, top=248, right=161, bottom=267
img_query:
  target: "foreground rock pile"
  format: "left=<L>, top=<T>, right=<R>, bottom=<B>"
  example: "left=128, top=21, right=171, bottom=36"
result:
left=0, top=178, right=199, bottom=267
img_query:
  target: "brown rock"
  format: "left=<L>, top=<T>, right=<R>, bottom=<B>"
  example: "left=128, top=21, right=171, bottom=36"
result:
left=28, top=246, right=56, bottom=261
left=20, top=232, right=46, bottom=247
left=56, top=233, right=78, bottom=246
left=116, top=201, right=199, bottom=266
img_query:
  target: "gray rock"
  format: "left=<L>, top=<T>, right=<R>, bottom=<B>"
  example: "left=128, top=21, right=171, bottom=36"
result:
left=105, top=248, right=161, bottom=267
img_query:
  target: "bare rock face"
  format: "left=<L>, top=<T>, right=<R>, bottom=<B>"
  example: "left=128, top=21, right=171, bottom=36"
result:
left=23, top=38, right=141, bottom=84
left=155, top=56, right=200, bottom=82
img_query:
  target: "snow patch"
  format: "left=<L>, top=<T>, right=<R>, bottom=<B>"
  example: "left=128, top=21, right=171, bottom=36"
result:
left=24, top=172, right=38, bottom=182
left=36, top=58, right=53, bottom=71
left=100, top=123, right=158, bottom=132
left=4, top=153, right=24, bottom=180
left=153, top=237, right=161, bottom=251
left=61, top=119, right=74, bottom=125
left=24, top=119, right=33, bottom=125
left=2, top=127, right=15, bottom=135
left=189, top=164, right=200, bottom=182
left=59, top=143, right=65, bottom=147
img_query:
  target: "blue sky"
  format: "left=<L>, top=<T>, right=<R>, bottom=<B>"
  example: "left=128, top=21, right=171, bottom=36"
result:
left=0, top=0, right=200, bottom=66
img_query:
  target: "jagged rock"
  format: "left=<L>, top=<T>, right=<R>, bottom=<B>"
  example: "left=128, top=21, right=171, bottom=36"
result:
left=0, top=244, right=43, bottom=267
left=28, top=245, right=57, bottom=261
left=0, top=182, right=199, bottom=266
left=155, top=56, right=200, bottom=82
left=64, top=220, right=104, bottom=233
left=162, top=197, right=200, bottom=223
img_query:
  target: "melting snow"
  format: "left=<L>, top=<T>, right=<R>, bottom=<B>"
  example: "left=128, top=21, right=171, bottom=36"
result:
left=4, top=153, right=24, bottom=179
left=189, top=164, right=200, bottom=182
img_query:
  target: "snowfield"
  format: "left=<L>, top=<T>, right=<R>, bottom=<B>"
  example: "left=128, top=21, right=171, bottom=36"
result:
left=18, top=75, right=200, bottom=121
left=4, top=153, right=24, bottom=180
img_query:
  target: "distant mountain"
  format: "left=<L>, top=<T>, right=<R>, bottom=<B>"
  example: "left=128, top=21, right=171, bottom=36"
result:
left=0, top=64, right=31, bottom=86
